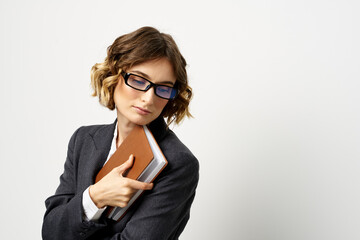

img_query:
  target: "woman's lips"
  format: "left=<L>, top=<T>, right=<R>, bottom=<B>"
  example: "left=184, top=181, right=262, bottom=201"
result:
left=133, top=106, right=151, bottom=115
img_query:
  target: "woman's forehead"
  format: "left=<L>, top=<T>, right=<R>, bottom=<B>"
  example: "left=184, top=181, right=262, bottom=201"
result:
left=127, top=58, right=176, bottom=84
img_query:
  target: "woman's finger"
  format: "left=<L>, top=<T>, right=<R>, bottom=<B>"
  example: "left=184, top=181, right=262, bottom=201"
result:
left=127, top=179, right=153, bottom=191
left=114, top=154, right=134, bottom=175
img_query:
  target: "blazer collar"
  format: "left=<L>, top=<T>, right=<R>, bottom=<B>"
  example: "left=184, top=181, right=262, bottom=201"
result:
left=148, top=117, right=168, bottom=143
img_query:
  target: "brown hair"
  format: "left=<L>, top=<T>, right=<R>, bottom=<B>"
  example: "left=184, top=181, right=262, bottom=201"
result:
left=91, top=26, right=192, bottom=125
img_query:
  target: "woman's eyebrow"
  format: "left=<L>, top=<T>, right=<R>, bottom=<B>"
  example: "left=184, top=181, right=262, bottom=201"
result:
left=131, top=70, right=175, bottom=86
left=160, top=81, right=175, bottom=86
left=131, top=70, right=151, bottom=80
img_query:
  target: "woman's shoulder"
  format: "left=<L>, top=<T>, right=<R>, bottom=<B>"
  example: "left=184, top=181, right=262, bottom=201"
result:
left=67, top=121, right=116, bottom=148
left=160, top=130, right=199, bottom=169
left=157, top=130, right=199, bottom=190
left=71, top=121, right=115, bottom=137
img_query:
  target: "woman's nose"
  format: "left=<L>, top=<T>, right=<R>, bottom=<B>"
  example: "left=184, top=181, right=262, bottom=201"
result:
left=140, top=87, right=156, bottom=103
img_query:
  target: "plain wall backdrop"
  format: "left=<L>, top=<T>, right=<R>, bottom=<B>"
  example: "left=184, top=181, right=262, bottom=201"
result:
left=1, top=0, right=359, bottom=239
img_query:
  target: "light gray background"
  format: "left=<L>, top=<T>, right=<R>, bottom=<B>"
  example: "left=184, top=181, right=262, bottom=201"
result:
left=1, top=0, right=359, bottom=239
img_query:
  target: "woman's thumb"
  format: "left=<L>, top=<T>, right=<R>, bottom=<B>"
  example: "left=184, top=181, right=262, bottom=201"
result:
left=116, top=154, right=134, bottom=176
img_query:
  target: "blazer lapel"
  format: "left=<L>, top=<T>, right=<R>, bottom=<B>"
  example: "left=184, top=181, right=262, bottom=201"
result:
left=83, top=120, right=117, bottom=187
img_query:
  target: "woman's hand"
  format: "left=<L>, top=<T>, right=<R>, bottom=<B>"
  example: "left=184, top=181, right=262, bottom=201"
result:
left=89, top=154, right=153, bottom=209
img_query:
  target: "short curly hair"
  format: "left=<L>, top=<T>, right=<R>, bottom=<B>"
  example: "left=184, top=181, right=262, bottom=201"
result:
left=91, top=26, right=192, bottom=125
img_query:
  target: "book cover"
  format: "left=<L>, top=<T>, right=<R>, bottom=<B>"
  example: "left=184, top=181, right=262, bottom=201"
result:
left=95, top=125, right=168, bottom=221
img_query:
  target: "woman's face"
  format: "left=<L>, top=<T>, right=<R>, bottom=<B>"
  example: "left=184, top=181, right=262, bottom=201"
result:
left=114, top=57, right=176, bottom=126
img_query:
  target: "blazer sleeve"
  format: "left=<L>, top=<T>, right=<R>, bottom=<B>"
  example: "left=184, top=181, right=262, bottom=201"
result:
left=42, top=128, right=108, bottom=240
left=112, top=151, right=199, bottom=240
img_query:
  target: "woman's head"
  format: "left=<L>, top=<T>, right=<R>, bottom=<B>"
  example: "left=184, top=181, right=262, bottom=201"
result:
left=91, top=26, right=192, bottom=125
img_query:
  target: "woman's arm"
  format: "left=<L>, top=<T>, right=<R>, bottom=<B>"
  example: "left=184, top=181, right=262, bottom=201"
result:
left=42, top=128, right=108, bottom=240
left=111, top=151, right=199, bottom=240
left=42, top=128, right=154, bottom=240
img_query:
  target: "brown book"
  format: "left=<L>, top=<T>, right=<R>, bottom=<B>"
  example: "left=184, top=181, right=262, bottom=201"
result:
left=95, top=125, right=168, bottom=221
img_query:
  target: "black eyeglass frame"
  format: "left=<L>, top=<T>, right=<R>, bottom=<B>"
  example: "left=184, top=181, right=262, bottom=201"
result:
left=121, top=71, right=178, bottom=100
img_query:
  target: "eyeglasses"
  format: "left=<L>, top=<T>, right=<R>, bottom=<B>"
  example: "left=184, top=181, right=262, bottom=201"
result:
left=121, top=71, right=178, bottom=100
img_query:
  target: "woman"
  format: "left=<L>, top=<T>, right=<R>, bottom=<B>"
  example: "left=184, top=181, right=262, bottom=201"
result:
left=42, top=27, right=199, bottom=240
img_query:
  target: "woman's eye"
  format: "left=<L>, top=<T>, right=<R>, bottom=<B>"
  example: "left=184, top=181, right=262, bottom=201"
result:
left=134, top=80, right=145, bottom=85
left=158, top=86, right=171, bottom=93
left=129, top=76, right=147, bottom=86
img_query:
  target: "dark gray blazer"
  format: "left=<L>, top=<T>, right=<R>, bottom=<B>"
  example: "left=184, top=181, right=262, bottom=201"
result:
left=42, top=117, right=199, bottom=240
